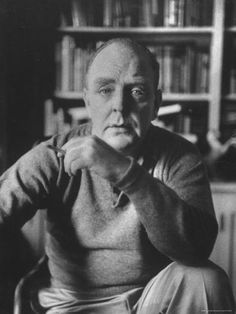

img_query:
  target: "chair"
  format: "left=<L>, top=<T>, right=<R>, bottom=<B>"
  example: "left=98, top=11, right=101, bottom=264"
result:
left=14, top=137, right=51, bottom=313
left=14, top=255, right=49, bottom=314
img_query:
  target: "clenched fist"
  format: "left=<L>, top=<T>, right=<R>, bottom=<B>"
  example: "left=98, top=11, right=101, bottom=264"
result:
left=59, top=135, right=132, bottom=183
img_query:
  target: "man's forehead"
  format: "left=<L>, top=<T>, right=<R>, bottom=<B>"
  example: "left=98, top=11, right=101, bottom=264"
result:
left=87, top=43, right=152, bottom=81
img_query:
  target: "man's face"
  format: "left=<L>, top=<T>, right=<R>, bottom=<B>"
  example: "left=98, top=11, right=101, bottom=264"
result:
left=84, top=43, right=158, bottom=155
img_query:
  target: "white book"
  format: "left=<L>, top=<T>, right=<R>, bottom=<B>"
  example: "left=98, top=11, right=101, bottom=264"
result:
left=71, top=0, right=87, bottom=27
left=103, top=0, right=113, bottom=26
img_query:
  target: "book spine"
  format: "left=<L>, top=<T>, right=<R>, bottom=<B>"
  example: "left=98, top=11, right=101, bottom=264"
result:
left=122, top=0, right=131, bottom=27
left=55, top=41, right=62, bottom=91
left=68, top=107, right=89, bottom=126
left=61, top=36, right=75, bottom=91
left=44, top=99, right=56, bottom=136
left=71, top=0, right=87, bottom=27
left=233, top=0, right=236, bottom=25
left=230, top=69, right=236, bottom=94
left=163, top=45, right=173, bottom=93
left=177, top=0, right=185, bottom=27
left=142, top=0, right=153, bottom=26
left=179, top=46, right=186, bottom=92
left=172, top=46, right=182, bottom=92
left=103, top=0, right=113, bottom=26
left=200, top=51, right=210, bottom=93
left=167, top=0, right=179, bottom=27
left=152, top=0, right=164, bottom=26
left=195, top=49, right=201, bottom=93
left=185, top=0, right=193, bottom=26
left=59, top=1, right=73, bottom=26
left=73, top=47, right=84, bottom=92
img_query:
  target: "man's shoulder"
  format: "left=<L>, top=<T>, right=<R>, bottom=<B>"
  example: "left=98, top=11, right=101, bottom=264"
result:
left=147, top=126, right=202, bottom=165
left=148, top=125, right=200, bottom=160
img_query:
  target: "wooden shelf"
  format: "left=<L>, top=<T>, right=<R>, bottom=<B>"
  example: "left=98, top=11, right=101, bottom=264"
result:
left=58, top=26, right=213, bottom=34
left=225, top=26, right=236, bottom=33
left=54, top=91, right=83, bottom=100
left=163, top=93, right=210, bottom=102
left=211, top=182, right=236, bottom=193
left=57, top=26, right=213, bottom=42
left=223, top=94, right=236, bottom=101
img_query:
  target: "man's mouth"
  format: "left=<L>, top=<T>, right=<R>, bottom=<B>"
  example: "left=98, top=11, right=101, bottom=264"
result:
left=107, top=124, right=132, bottom=133
left=108, top=123, right=132, bottom=129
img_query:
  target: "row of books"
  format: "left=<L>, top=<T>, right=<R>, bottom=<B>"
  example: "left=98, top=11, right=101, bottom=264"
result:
left=55, top=37, right=103, bottom=92
left=55, top=36, right=210, bottom=94
left=226, top=0, right=236, bottom=26
left=59, top=0, right=213, bottom=28
left=222, top=104, right=236, bottom=127
left=230, top=68, right=236, bottom=94
left=162, top=0, right=213, bottom=27
left=228, top=40, right=236, bottom=94
left=148, top=44, right=210, bottom=93
left=44, top=100, right=89, bottom=136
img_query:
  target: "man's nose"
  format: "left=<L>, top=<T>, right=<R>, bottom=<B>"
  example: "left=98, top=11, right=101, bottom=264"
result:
left=112, top=89, right=126, bottom=113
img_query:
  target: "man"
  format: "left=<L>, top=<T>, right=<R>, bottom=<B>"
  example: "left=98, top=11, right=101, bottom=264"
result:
left=0, top=38, right=235, bottom=313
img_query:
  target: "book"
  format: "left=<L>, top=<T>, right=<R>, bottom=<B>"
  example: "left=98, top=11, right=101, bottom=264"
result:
left=229, top=69, right=236, bottom=94
left=61, top=36, right=76, bottom=91
left=177, top=0, right=185, bottom=27
left=103, top=0, right=113, bottom=26
left=141, top=0, right=152, bottom=26
left=158, top=103, right=182, bottom=116
left=68, top=107, right=89, bottom=126
left=55, top=41, right=62, bottom=91
left=113, top=0, right=124, bottom=27
left=229, top=40, right=236, bottom=94
left=200, top=0, right=213, bottom=26
left=71, top=0, right=87, bottom=27
left=44, top=99, right=56, bottom=136
left=73, top=47, right=85, bottom=92
left=59, top=0, right=73, bottom=26
left=184, top=45, right=195, bottom=93
left=185, top=0, right=195, bottom=26
left=164, top=0, right=185, bottom=27
left=162, top=45, right=174, bottom=93
left=171, top=45, right=184, bottom=92
left=152, top=0, right=164, bottom=26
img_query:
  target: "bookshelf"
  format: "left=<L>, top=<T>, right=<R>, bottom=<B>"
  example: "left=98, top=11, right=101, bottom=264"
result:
left=45, top=0, right=228, bottom=140
left=0, top=1, right=7, bottom=174
left=221, top=0, right=236, bottom=141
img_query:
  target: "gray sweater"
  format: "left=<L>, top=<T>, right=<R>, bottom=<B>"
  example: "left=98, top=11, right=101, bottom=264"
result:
left=0, top=124, right=218, bottom=297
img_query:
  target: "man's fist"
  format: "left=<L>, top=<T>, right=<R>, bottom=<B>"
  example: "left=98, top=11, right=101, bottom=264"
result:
left=60, top=135, right=131, bottom=183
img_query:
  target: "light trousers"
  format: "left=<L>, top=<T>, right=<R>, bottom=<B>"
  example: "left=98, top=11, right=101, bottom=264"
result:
left=34, top=261, right=235, bottom=314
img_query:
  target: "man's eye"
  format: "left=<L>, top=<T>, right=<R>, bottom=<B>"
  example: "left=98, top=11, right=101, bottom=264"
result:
left=99, top=87, right=113, bottom=96
left=131, top=88, right=146, bottom=98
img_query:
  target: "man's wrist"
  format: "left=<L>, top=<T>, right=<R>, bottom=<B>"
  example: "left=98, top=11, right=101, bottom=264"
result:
left=106, top=155, right=132, bottom=184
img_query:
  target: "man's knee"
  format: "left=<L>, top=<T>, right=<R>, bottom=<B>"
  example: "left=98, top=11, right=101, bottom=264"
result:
left=135, top=261, right=235, bottom=314
left=169, top=260, right=230, bottom=290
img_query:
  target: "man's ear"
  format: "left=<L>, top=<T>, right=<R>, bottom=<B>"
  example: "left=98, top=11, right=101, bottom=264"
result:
left=153, top=89, right=162, bottom=119
left=83, top=88, right=92, bottom=118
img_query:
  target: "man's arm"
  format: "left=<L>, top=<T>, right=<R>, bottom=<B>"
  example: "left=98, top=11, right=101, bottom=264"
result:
left=0, top=141, right=59, bottom=270
left=114, top=147, right=217, bottom=264
left=61, top=132, right=217, bottom=264
left=0, top=143, right=59, bottom=226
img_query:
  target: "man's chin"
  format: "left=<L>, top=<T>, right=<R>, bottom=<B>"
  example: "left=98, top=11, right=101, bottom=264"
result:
left=105, top=135, right=138, bottom=155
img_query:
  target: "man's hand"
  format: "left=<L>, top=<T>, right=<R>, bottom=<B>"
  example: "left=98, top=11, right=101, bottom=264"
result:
left=59, top=136, right=131, bottom=182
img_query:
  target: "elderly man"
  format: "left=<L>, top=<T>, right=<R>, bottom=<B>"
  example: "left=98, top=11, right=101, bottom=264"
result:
left=0, top=38, right=235, bottom=313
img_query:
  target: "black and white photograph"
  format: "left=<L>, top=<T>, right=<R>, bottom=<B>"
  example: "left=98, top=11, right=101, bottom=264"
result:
left=0, top=0, right=236, bottom=313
